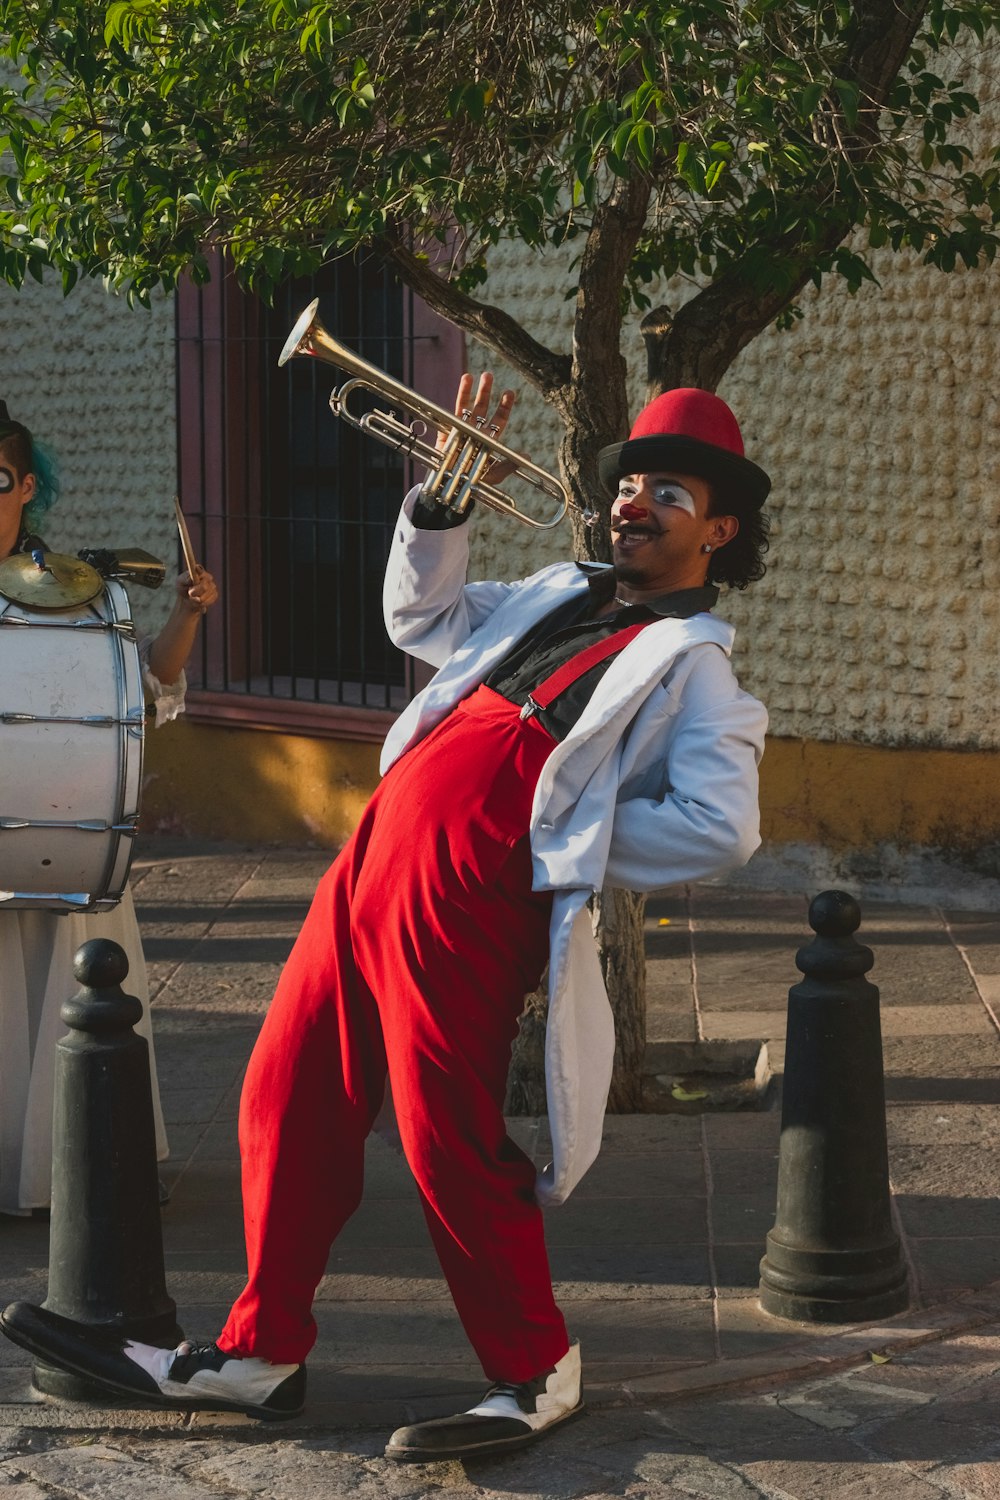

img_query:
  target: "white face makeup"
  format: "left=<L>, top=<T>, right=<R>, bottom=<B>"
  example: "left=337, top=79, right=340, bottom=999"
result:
left=0, top=457, right=36, bottom=561
left=609, top=469, right=726, bottom=596
left=616, top=478, right=697, bottom=518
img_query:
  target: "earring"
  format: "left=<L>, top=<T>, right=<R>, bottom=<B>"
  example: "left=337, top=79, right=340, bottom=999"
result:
left=701, top=543, right=713, bottom=553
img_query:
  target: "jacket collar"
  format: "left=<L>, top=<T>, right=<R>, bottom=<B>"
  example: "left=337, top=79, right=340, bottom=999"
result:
left=575, top=562, right=719, bottom=617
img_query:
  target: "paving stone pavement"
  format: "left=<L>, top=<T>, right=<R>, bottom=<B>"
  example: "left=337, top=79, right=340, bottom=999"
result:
left=1, top=838, right=999, bottom=1498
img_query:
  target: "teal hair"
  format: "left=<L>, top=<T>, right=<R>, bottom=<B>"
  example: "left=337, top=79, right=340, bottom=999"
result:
left=23, top=439, right=60, bottom=529
left=0, top=420, right=60, bottom=531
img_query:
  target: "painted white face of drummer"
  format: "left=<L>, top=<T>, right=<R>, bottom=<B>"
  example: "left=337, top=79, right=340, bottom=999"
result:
left=0, top=443, right=36, bottom=562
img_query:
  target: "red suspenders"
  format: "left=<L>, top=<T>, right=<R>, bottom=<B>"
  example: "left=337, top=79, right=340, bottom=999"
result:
left=519, top=619, right=654, bottom=721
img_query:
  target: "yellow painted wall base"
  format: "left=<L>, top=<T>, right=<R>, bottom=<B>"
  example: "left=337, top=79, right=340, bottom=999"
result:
left=759, top=737, right=1000, bottom=853
left=143, top=719, right=383, bottom=850
left=143, top=721, right=1000, bottom=856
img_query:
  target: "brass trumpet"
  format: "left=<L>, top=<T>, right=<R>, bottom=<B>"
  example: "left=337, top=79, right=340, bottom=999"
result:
left=278, top=299, right=573, bottom=530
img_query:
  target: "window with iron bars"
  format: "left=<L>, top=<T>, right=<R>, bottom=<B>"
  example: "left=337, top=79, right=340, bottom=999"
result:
left=175, top=252, right=459, bottom=740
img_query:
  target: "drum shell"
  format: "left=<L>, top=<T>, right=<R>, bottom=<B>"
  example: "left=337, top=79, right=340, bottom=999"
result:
left=0, top=580, right=145, bottom=912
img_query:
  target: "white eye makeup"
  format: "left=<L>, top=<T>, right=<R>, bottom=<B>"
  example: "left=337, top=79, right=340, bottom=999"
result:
left=0, top=467, right=14, bottom=495
left=616, top=479, right=697, bottom=517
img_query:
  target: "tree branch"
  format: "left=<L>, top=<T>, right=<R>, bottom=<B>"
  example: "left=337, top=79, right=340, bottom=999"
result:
left=377, top=233, right=570, bottom=394
left=848, top=0, right=929, bottom=112
left=648, top=0, right=932, bottom=391
left=645, top=228, right=847, bottom=391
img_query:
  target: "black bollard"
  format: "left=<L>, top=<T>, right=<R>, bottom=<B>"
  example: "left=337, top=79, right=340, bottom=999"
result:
left=33, top=938, right=181, bottom=1399
left=758, top=891, right=909, bottom=1323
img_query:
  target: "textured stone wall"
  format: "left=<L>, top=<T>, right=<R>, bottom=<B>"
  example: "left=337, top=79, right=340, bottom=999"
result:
left=463, top=55, right=1000, bottom=754
left=1, top=48, right=995, bottom=756
left=0, top=274, right=178, bottom=640
left=720, top=254, right=998, bottom=750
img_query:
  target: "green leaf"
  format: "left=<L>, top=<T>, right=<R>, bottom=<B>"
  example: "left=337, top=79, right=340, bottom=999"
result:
left=630, top=80, right=658, bottom=118
left=0, top=0, right=990, bottom=386
left=611, top=120, right=634, bottom=162
left=633, top=120, right=654, bottom=170
left=799, top=81, right=825, bottom=117
left=834, top=78, right=860, bottom=129
left=705, top=158, right=726, bottom=192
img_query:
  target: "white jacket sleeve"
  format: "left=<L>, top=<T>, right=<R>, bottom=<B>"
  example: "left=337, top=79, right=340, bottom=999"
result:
left=383, top=488, right=521, bottom=668
left=603, top=675, right=766, bottom=892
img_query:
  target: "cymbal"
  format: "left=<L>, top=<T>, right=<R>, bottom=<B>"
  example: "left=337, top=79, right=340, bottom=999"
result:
left=0, top=550, right=104, bottom=609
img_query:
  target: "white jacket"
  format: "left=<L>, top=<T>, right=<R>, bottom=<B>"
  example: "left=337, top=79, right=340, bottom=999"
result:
left=382, top=490, right=767, bottom=1204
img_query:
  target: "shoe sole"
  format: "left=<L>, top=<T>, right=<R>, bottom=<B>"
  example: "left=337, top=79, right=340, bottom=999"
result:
left=384, top=1400, right=585, bottom=1462
left=0, top=1307, right=303, bottom=1422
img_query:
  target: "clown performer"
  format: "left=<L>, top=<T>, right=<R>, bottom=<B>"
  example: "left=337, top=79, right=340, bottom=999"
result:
left=0, top=402, right=218, bottom=1216
left=2, top=380, right=770, bottom=1461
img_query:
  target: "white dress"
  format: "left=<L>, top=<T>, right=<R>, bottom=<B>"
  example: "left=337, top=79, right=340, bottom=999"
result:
left=0, top=653, right=184, bottom=1214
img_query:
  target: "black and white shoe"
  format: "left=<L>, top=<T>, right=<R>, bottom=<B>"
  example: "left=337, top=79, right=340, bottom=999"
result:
left=385, top=1341, right=583, bottom=1461
left=0, top=1302, right=305, bottom=1420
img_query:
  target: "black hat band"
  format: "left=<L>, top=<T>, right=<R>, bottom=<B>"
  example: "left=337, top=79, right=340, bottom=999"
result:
left=598, top=433, right=770, bottom=508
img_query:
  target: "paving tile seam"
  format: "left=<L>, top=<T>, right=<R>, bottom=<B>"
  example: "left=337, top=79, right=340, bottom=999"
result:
left=898, top=1460, right=997, bottom=1500
left=889, top=1178, right=924, bottom=1310
left=697, top=1116, right=723, bottom=1363
left=937, top=903, right=1000, bottom=1041
left=222, top=854, right=281, bottom=923
left=905, top=1232, right=1000, bottom=1241
left=839, top=1421, right=1000, bottom=1493
left=683, top=885, right=707, bottom=1047
left=900, top=1348, right=1000, bottom=1404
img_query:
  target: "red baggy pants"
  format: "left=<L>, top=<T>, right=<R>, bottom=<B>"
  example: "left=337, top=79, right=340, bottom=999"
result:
left=217, top=686, right=568, bottom=1380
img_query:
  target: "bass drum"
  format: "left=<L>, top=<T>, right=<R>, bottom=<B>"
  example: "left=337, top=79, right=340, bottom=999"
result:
left=0, top=578, right=145, bottom=912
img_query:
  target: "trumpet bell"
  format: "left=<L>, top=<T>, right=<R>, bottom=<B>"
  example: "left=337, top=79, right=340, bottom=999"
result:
left=278, top=298, right=323, bottom=368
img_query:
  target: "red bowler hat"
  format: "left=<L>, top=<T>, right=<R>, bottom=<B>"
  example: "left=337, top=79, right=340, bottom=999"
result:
left=598, top=388, right=770, bottom=508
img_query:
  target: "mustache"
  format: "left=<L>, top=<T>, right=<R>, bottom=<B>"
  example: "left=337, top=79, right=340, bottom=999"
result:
left=612, top=518, right=661, bottom=535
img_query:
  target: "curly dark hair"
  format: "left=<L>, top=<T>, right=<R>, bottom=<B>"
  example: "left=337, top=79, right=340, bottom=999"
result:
left=705, top=487, right=770, bottom=591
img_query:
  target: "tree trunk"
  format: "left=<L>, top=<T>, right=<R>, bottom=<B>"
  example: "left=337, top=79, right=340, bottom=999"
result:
left=504, top=884, right=647, bottom=1118
left=505, top=982, right=548, bottom=1116
left=387, top=189, right=656, bottom=1119
left=591, top=888, right=646, bottom=1112
left=506, top=275, right=649, bottom=1113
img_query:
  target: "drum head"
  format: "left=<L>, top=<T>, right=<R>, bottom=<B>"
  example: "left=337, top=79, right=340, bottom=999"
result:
left=0, top=576, right=143, bottom=911
left=0, top=551, right=104, bottom=609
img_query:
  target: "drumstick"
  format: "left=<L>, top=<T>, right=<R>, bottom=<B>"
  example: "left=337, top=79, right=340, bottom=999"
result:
left=173, top=495, right=199, bottom=578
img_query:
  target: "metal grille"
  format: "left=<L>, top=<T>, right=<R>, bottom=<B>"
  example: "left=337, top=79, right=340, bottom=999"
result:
left=176, top=255, right=417, bottom=715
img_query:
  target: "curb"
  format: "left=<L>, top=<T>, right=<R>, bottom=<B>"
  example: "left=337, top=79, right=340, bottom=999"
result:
left=3, top=1283, right=1000, bottom=1437
left=608, top=1280, right=1000, bottom=1407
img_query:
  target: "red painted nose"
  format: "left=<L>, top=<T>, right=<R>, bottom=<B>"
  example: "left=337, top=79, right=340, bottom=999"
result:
left=615, top=501, right=647, bottom=523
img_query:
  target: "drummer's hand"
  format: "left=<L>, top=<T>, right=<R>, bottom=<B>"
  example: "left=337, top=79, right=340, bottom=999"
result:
left=176, top=565, right=219, bottom=616
left=438, top=372, right=518, bottom=484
